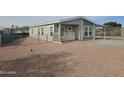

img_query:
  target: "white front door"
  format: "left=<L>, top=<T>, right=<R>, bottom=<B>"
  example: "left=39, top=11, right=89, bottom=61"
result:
left=67, top=26, right=74, bottom=40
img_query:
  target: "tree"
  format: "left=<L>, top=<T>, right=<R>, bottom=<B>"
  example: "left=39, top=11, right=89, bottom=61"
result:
left=103, top=22, right=122, bottom=36
left=19, top=26, right=29, bottom=33
left=116, top=23, right=122, bottom=28
left=10, top=25, right=16, bottom=33
left=104, top=22, right=122, bottom=28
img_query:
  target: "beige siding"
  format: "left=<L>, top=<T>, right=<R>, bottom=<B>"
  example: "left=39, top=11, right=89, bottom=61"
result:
left=29, top=27, right=39, bottom=38
left=83, top=19, right=94, bottom=26
left=29, top=25, right=54, bottom=42
left=61, top=18, right=95, bottom=40
left=73, top=25, right=79, bottom=40
left=61, top=19, right=81, bottom=25
left=29, top=18, right=96, bottom=43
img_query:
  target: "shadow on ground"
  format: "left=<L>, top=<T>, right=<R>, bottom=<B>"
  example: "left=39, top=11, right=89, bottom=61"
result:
left=0, top=52, right=72, bottom=77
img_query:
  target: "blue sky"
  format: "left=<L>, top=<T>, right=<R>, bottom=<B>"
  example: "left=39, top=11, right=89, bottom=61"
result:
left=0, top=16, right=124, bottom=28
left=88, top=16, right=124, bottom=26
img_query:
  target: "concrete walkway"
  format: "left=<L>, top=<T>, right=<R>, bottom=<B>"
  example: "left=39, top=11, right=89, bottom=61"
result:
left=95, top=40, right=124, bottom=47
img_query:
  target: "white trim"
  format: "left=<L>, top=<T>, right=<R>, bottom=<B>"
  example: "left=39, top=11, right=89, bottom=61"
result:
left=58, top=24, right=61, bottom=42
left=80, top=19, right=84, bottom=40
left=84, top=26, right=93, bottom=37
left=92, top=25, right=96, bottom=40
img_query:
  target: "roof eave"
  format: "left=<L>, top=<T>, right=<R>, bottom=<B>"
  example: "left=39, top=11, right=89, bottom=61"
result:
left=30, top=16, right=97, bottom=28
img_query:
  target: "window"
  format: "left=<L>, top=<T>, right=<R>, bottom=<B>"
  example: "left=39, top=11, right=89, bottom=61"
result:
left=41, top=27, right=44, bottom=35
left=50, top=32, right=53, bottom=36
left=84, top=26, right=93, bottom=37
left=61, top=26, right=65, bottom=36
left=61, top=26, right=65, bottom=31
left=89, top=27, right=93, bottom=36
left=38, top=28, right=40, bottom=35
left=84, top=27, right=89, bottom=36
left=50, top=27, right=53, bottom=36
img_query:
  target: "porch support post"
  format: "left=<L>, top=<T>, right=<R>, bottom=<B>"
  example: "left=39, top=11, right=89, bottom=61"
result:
left=103, top=27, right=106, bottom=40
left=80, top=19, right=84, bottom=40
left=58, top=24, right=61, bottom=42
left=93, top=24, right=96, bottom=40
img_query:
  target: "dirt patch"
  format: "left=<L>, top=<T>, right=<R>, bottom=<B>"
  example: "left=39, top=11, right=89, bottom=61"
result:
left=0, top=52, right=73, bottom=77
left=1, top=37, right=124, bottom=77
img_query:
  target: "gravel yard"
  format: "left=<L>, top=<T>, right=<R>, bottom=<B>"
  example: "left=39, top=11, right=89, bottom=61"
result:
left=0, top=37, right=124, bottom=77
left=95, top=40, right=124, bottom=47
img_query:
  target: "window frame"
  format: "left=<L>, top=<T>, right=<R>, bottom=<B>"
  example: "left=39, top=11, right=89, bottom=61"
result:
left=84, top=26, right=89, bottom=37
left=38, top=28, right=40, bottom=35
left=84, top=26, right=93, bottom=37
left=50, top=26, right=53, bottom=36
left=89, top=27, right=93, bottom=36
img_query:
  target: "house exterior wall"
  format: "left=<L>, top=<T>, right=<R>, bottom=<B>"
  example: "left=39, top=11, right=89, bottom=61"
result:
left=83, top=19, right=94, bottom=40
left=54, top=24, right=59, bottom=41
left=54, top=24, right=78, bottom=41
left=61, top=25, right=75, bottom=41
left=29, top=18, right=96, bottom=43
left=73, top=25, right=79, bottom=40
left=29, top=27, right=39, bottom=38
left=61, top=18, right=95, bottom=41
left=61, top=19, right=81, bottom=25
left=29, top=24, right=54, bottom=42
left=83, top=19, right=94, bottom=26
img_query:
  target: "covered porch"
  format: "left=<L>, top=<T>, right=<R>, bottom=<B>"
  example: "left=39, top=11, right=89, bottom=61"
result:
left=54, top=24, right=79, bottom=42
left=54, top=23, right=96, bottom=42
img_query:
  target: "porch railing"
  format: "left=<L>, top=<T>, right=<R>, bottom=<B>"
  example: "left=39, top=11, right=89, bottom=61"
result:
left=54, top=32, right=75, bottom=41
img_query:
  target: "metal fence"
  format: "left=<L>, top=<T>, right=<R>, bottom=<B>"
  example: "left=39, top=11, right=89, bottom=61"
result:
left=96, top=28, right=123, bottom=40
left=0, top=34, right=29, bottom=46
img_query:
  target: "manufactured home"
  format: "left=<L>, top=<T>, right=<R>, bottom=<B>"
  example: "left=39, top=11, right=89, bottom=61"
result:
left=29, top=16, right=96, bottom=43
